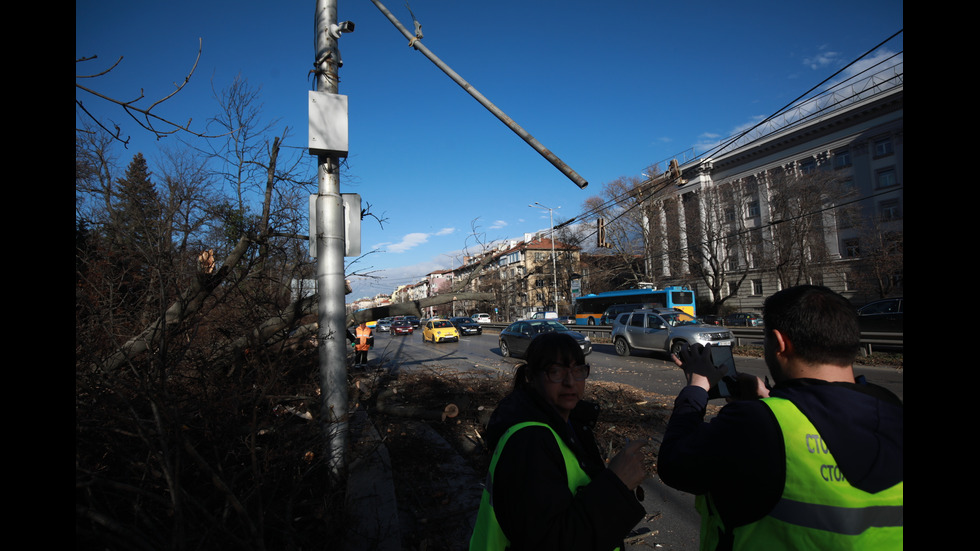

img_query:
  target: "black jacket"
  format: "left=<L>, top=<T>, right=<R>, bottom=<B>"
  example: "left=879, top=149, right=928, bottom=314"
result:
left=483, top=386, right=645, bottom=551
left=658, top=377, right=903, bottom=532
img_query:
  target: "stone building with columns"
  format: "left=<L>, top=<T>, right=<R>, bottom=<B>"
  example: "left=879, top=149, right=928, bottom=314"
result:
left=641, top=79, right=902, bottom=313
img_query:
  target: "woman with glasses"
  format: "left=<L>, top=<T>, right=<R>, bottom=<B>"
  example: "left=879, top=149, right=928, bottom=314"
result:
left=470, top=333, right=646, bottom=550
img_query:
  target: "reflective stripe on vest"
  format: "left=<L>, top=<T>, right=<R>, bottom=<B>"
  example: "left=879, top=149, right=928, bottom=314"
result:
left=697, top=397, right=903, bottom=550
left=469, top=421, right=597, bottom=551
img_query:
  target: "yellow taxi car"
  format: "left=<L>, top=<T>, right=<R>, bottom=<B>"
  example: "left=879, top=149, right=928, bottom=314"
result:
left=422, top=319, right=460, bottom=343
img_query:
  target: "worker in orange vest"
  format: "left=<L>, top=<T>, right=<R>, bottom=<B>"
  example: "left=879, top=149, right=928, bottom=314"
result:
left=354, top=321, right=373, bottom=368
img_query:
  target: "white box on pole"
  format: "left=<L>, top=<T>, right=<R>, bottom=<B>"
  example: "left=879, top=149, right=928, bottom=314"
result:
left=308, top=91, right=349, bottom=156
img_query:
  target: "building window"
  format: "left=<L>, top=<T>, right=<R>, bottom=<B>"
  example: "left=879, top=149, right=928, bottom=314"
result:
left=833, top=149, right=851, bottom=169
left=837, top=206, right=856, bottom=229
left=874, top=137, right=893, bottom=158
left=752, top=279, right=763, bottom=295
left=725, top=206, right=736, bottom=222
left=799, top=159, right=816, bottom=174
left=727, top=281, right=738, bottom=296
left=746, top=201, right=760, bottom=218
left=844, top=238, right=860, bottom=258
left=727, top=254, right=739, bottom=271
left=876, top=168, right=898, bottom=189
left=878, top=199, right=902, bottom=221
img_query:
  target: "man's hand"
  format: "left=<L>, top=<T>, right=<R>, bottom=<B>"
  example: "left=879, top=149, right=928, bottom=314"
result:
left=671, top=343, right=726, bottom=391
left=608, top=439, right=647, bottom=491
left=729, top=373, right=770, bottom=400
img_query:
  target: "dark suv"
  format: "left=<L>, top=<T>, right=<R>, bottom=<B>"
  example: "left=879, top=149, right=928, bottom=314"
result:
left=857, top=297, right=903, bottom=333
left=612, top=308, right=733, bottom=357
left=599, top=303, right=644, bottom=325
left=724, top=312, right=763, bottom=327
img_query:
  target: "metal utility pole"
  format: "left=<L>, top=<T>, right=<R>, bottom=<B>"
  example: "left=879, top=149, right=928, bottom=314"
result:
left=312, top=0, right=354, bottom=482
left=368, top=0, right=588, bottom=189
left=530, top=202, right=560, bottom=312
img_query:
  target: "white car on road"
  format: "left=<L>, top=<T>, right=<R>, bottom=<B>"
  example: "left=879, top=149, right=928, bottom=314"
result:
left=612, top=308, right=733, bottom=357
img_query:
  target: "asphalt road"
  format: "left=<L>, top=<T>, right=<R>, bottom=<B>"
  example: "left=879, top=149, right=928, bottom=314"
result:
left=369, top=329, right=903, bottom=401
left=366, top=328, right=903, bottom=550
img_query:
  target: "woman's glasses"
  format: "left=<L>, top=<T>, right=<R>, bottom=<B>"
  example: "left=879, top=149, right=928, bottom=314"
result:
left=543, top=363, right=590, bottom=383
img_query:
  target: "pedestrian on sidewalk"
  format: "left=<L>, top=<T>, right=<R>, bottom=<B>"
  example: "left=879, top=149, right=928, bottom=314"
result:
left=470, top=332, right=646, bottom=550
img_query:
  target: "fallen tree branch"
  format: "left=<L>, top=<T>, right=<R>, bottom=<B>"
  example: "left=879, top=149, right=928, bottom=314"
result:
left=346, top=292, right=494, bottom=325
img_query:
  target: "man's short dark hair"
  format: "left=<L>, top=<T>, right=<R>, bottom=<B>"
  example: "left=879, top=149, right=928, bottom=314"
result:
left=763, top=285, right=860, bottom=366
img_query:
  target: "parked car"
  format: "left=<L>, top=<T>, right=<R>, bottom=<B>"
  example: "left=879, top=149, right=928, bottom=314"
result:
left=529, top=311, right=558, bottom=320
left=473, top=313, right=492, bottom=324
left=423, top=319, right=460, bottom=343
left=724, top=312, right=763, bottom=327
left=376, top=318, right=393, bottom=332
left=390, top=319, right=414, bottom=336
left=600, top=303, right=645, bottom=325
left=498, top=319, right=592, bottom=359
left=857, top=297, right=903, bottom=333
left=698, top=315, right=724, bottom=326
left=612, top=308, right=733, bottom=357
left=450, top=316, right=483, bottom=336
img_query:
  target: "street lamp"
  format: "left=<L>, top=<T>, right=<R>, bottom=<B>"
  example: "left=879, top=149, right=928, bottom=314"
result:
left=529, top=202, right=560, bottom=313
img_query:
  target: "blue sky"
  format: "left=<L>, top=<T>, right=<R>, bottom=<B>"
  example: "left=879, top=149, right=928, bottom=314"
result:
left=76, top=1, right=903, bottom=302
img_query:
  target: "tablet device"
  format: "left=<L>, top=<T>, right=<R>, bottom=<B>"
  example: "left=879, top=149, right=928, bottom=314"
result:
left=707, top=345, right=738, bottom=399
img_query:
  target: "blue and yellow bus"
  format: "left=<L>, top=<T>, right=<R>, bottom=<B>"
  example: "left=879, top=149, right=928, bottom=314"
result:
left=573, top=286, right=696, bottom=325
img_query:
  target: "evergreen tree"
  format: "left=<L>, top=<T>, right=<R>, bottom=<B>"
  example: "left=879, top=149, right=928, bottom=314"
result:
left=106, top=153, right=165, bottom=327
left=112, top=152, right=161, bottom=256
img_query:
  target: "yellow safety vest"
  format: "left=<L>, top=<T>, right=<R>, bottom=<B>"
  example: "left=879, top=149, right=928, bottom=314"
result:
left=696, top=397, right=903, bottom=550
left=470, top=421, right=616, bottom=550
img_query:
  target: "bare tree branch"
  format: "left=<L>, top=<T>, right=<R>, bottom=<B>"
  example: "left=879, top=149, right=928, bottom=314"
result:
left=76, top=40, right=230, bottom=146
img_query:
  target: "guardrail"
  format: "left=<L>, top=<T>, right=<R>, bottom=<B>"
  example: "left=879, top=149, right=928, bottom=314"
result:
left=724, top=327, right=903, bottom=355
left=482, top=323, right=902, bottom=354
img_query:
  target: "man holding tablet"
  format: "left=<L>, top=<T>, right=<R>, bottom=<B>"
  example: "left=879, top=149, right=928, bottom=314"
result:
left=659, top=285, right=903, bottom=550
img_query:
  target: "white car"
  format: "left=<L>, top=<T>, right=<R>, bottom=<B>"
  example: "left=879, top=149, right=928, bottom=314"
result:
left=529, top=311, right=558, bottom=320
left=612, top=308, right=733, bottom=357
left=473, top=313, right=491, bottom=324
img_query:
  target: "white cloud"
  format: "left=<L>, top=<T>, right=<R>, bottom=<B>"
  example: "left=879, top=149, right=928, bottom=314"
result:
left=383, top=227, right=456, bottom=253
left=840, top=49, right=902, bottom=81
left=387, top=232, right=431, bottom=253
left=804, top=50, right=840, bottom=71
left=489, top=220, right=508, bottom=229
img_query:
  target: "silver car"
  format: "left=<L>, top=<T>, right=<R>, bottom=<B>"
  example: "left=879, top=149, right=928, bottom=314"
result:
left=611, top=308, right=733, bottom=357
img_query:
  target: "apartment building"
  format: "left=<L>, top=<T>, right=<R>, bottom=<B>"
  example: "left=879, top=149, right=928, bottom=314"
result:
left=643, top=79, right=902, bottom=312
